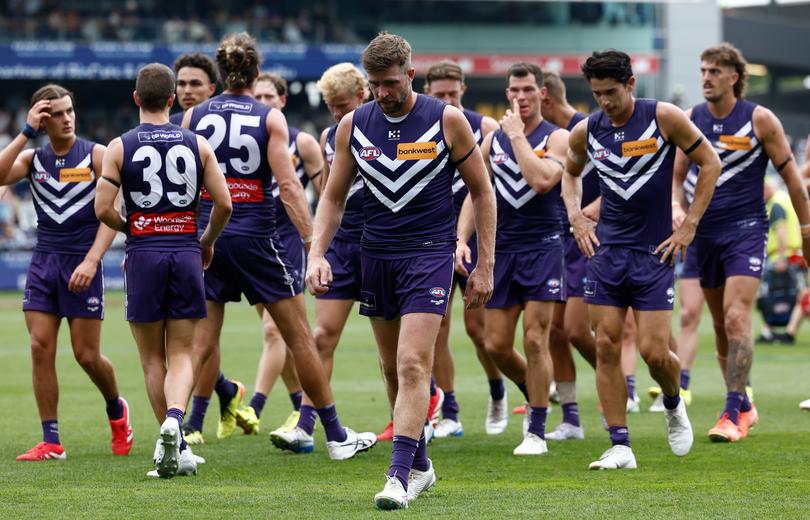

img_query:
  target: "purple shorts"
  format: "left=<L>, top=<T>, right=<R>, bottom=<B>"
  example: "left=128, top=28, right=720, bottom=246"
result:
left=23, top=251, right=105, bottom=319
left=584, top=245, right=675, bottom=311
left=204, top=235, right=302, bottom=305
left=317, top=238, right=363, bottom=301
left=487, top=245, right=566, bottom=309
left=680, top=245, right=699, bottom=280
left=278, top=227, right=306, bottom=289
left=564, top=235, right=588, bottom=298
left=453, top=237, right=477, bottom=293
left=359, top=251, right=454, bottom=320
left=124, top=250, right=206, bottom=322
left=695, top=231, right=767, bottom=289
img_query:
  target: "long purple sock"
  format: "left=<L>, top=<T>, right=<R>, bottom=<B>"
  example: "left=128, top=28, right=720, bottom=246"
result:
left=389, top=435, right=419, bottom=490
left=625, top=375, right=636, bottom=400
left=42, top=420, right=60, bottom=444
left=166, top=408, right=188, bottom=451
left=662, top=392, right=681, bottom=410
left=442, top=391, right=459, bottom=422
left=412, top=431, right=429, bottom=472
left=608, top=425, right=630, bottom=447
left=724, top=392, right=745, bottom=424
left=296, top=405, right=317, bottom=435
left=516, top=381, right=529, bottom=402
left=680, top=370, right=691, bottom=391
left=430, top=377, right=437, bottom=397
left=186, top=396, right=210, bottom=432
left=488, top=378, right=505, bottom=401
left=249, top=392, right=267, bottom=417
left=316, top=404, right=347, bottom=443
left=562, top=402, right=580, bottom=427
left=289, top=391, right=302, bottom=411
left=528, top=406, right=548, bottom=439
left=214, top=373, right=237, bottom=413
left=740, top=391, right=752, bottom=412
left=105, top=397, right=123, bottom=420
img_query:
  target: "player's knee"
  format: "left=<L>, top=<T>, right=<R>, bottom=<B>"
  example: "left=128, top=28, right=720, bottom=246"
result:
left=484, top=337, right=511, bottom=361
left=464, top=320, right=486, bottom=347
left=640, top=346, right=669, bottom=369
left=523, top=328, right=549, bottom=356
left=595, top=336, right=620, bottom=365
left=313, top=324, right=339, bottom=354
left=548, top=323, right=567, bottom=352
left=73, top=347, right=99, bottom=370
left=680, top=304, right=701, bottom=330
left=397, top=353, right=429, bottom=387
left=30, top=337, right=54, bottom=365
left=724, top=306, right=749, bottom=339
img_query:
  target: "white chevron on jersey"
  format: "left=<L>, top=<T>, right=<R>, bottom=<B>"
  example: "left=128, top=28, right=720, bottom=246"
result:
left=352, top=121, right=441, bottom=172
left=712, top=121, right=763, bottom=187
left=490, top=134, right=548, bottom=209
left=30, top=153, right=96, bottom=224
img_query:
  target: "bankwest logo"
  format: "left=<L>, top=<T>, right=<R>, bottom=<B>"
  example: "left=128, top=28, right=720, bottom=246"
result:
left=202, top=178, right=263, bottom=203
left=138, top=130, right=183, bottom=143
left=210, top=100, right=252, bottom=113
left=129, top=211, right=196, bottom=235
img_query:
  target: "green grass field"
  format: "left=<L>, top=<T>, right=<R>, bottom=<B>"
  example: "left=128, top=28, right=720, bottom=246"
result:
left=1, top=291, right=810, bottom=518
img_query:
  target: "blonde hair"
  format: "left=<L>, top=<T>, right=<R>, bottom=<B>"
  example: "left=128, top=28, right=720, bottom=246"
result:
left=216, top=32, right=261, bottom=91
left=317, top=62, right=368, bottom=102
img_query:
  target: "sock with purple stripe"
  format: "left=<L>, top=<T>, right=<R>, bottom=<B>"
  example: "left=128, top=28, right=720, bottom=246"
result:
left=289, top=391, right=302, bottom=412
left=105, top=396, right=123, bottom=420
left=608, top=425, right=630, bottom=447
left=388, top=435, right=419, bottom=490
left=516, top=381, right=530, bottom=402
left=166, top=407, right=185, bottom=431
left=249, top=392, right=267, bottom=417
left=680, top=369, right=691, bottom=391
left=442, top=391, right=459, bottom=422
left=430, top=376, right=437, bottom=397
left=296, top=405, right=317, bottom=435
left=625, top=375, right=636, bottom=400
left=488, top=378, right=505, bottom=401
left=528, top=406, right=548, bottom=439
left=724, top=392, right=745, bottom=424
left=740, top=391, right=752, bottom=413
left=42, top=420, right=60, bottom=444
left=662, top=392, right=681, bottom=410
left=316, top=404, right=347, bottom=443
left=562, top=402, right=580, bottom=427
left=214, top=373, right=237, bottom=413
left=412, top=432, right=429, bottom=472
left=186, top=396, right=210, bottom=432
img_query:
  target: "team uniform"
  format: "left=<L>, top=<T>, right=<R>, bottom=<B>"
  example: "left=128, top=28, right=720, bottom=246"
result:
left=584, top=99, right=676, bottom=310
left=190, top=93, right=301, bottom=304
left=563, top=112, right=599, bottom=298
left=687, top=100, right=768, bottom=288
left=169, top=111, right=184, bottom=126
left=487, top=120, right=566, bottom=308
left=119, top=124, right=206, bottom=322
left=678, top=178, right=700, bottom=279
left=318, top=124, right=364, bottom=300
left=350, top=94, right=456, bottom=320
left=24, top=137, right=104, bottom=318
left=451, top=108, right=485, bottom=289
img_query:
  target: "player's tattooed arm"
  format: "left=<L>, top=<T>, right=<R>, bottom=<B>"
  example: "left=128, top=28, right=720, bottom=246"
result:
left=297, top=130, right=325, bottom=196
left=563, top=119, right=599, bottom=258
left=754, top=106, right=810, bottom=259
left=0, top=100, right=50, bottom=185
left=502, top=99, right=564, bottom=193
left=267, top=109, right=313, bottom=248
left=307, top=111, right=356, bottom=295
left=95, top=138, right=126, bottom=233
left=445, top=105, right=495, bottom=308
left=655, top=102, right=721, bottom=265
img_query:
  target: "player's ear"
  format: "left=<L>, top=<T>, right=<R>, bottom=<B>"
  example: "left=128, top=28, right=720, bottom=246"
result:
left=406, top=66, right=415, bottom=81
left=167, top=94, right=176, bottom=109
left=133, top=91, right=141, bottom=108
left=626, top=76, right=636, bottom=93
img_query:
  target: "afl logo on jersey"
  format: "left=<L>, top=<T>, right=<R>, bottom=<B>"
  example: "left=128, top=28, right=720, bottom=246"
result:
left=492, top=153, right=509, bottom=165
left=359, top=146, right=381, bottom=161
left=593, top=149, right=610, bottom=161
left=33, top=171, right=50, bottom=183
left=429, top=287, right=446, bottom=298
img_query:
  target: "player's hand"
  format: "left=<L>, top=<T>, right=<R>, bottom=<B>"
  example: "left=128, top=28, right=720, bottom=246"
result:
left=201, top=244, right=214, bottom=270
left=68, top=258, right=98, bottom=292
left=655, top=220, right=696, bottom=266
left=306, top=254, right=333, bottom=296
left=27, top=100, right=51, bottom=131
left=582, top=197, right=601, bottom=222
left=464, top=265, right=493, bottom=309
left=455, top=241, right=472, bottom=277
left=571, top=212, right=599, bottom=258
left=672, top=202, right=686, bottom=230
left=500, top=99, right=525, bottom=140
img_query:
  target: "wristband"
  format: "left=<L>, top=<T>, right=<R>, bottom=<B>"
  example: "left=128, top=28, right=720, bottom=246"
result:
left=22, top=123, right=38, bottom=139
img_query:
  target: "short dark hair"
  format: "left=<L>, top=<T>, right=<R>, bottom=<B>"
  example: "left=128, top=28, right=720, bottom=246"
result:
left=216, top=32, right=261, bottom=91
left=701, top=43, right=747, bottom=98
left=362, top=32, right=412, bottom=73
left=136, top=63, right=175, bottom=112
left=426, top=60, right=464, bottom=85
left=581, top=50, right=633, bottom=84
left=256, top=72, right=287, bottom=97
left=30, top=84, right=74, bottom=108
left=173, top=53, right=218, bottom=85
left=507, top=62, right=544, bottom=85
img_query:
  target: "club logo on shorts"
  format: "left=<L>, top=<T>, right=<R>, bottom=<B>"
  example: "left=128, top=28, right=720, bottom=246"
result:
left=666, top=287, right=675, bottom=304
left=86, top=296, right=101, bottom=312
left=592, top=148, right=610, bottom=161
left=748, top=256, right=762, bottom=272
left=360, top=291, right=377, bottom=311
left=492, top=153, right=509, bottom=165
left=359, top=146, right=381, bottom=161
left=584, top=279, right=596, bottom=297
left=429, top=287, right=446, bottom=298
left=546, top=278, right=561, bottom=295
